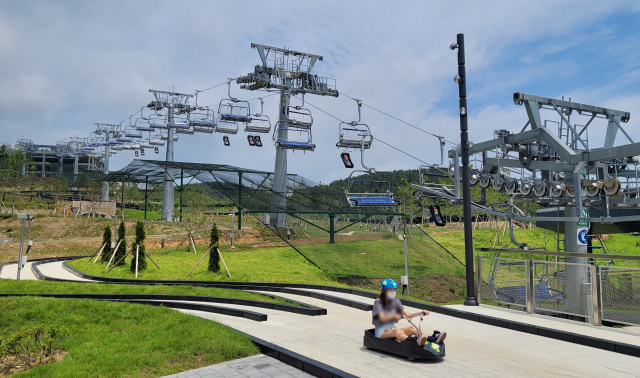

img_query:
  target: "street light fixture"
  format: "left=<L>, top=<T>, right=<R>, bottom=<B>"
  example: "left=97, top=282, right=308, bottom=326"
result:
left=451, top=33, right=478, bottom=306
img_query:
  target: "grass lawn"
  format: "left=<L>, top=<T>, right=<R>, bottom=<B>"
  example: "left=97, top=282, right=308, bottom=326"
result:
left=69, top=245, right=339, bottom=284
left=123, top=209, right=162, bottom=220
left=0, top=296, right=258, bottom=377
left=0, top=280, right=299, bottom=306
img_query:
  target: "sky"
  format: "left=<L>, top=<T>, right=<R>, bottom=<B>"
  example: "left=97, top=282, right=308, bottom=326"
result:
left=1, top=0, right=640, bottom=184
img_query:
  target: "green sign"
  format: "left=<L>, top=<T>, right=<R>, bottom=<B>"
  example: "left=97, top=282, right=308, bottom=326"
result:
left=578, top=208, right=588, bottom=227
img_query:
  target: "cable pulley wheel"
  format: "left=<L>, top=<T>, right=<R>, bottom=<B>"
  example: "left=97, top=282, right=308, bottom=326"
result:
left=566, top=187, right=575, bottom=198
left=469, top=171, right=479, bottom=185
left=504, top=180, right=518, bottom=195
left=533, top=182, right=547, bottom=197
left=492, top=178, right=505, bottom=192
left=480, top=175, right=491, bottom=188
left=550, top=185, right=565, bottom=198
left=520, top=181, right=533, bottom=196
left=585, top=185, right=601, bottom=197
left=603, top=179, right=621, bottom=196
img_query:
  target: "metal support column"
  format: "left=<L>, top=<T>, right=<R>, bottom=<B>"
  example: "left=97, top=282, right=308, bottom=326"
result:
left=403, top=234, right=409, bottom=296
left=475, top=255, right=482, bottom=304
left=238, top=172, right=242, bottom=230
left=564, top=206, right=592, bottom=318
left=102, top=133, right=110, bottom=202
left=121, top=182, right=125, bottom=219
left=162, top=106, right=175, bottom=221
left=58, top=156, right=63, bottom=174
left=17, top=218, right=26, bottom=281
left=329, top=214, right=335, bottom=244
left=591, top=264, right=603, bottom=326
left=271, top=80, right=291, bottom=227
left=72, top=155, right=78, bottom=191
left=454, top=33, right=478, bottom=306
left=179, top=169, right=183, bottom=222
left=525, top=258, right=534, bottom=313
left=144, top=177, right=148, bottom=220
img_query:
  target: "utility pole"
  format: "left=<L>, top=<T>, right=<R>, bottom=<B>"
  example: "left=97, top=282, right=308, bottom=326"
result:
left=238, top=44, right=339, bottom=227
left=451, top=33, right=478, bottom=306
left=148, top=90, right=193, bottom=222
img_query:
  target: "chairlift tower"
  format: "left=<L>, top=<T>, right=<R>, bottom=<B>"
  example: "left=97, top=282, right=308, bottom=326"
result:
left=95, top=123, right=123, bottom=202
left=238, top=43, right=339, bottom=226
left=414, top=90, right=640, bottom=321
left=147, top=90, right=194, bottom=221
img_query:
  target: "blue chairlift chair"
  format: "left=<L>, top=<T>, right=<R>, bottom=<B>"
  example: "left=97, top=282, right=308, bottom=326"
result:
left=272, top=122, right=315, bottom=151
left=345, top=170, right=399, bottom=207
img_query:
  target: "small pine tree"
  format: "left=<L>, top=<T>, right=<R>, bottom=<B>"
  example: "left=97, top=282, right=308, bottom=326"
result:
left=100, top=226, right=113, bottom=263
left=114, top=221, right=127, bottom=266
left=131, top=220, right=147, bottom=272
left=208, top=223, right=220, bottom=272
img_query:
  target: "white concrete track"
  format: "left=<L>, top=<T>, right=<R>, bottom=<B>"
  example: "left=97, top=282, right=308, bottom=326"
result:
left=5, top=260, right=640, bottom=377
left=0, top=261, right=37, bottom=280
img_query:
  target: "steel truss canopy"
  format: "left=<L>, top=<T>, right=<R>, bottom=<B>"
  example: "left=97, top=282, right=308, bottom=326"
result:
left=105, top=159, right=398, bottom=215
left=237, top=43, right=339, bottom=97
left=414, top=91, right=640, bottom=226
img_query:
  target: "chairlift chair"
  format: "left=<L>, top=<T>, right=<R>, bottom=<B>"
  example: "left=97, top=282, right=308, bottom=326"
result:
left=176, top=126, right=195, bottom=135
left=286, top=106, right=313, bottom=129
left=336, top=123, right=373, bottom=149
left=345, top=170, right=399, bottom=207
left=219, top=101, right=251, bottom=123
left=189, top=108, right=217, bottom=133
left=167, top=115, right=189, bottom=129
left=124, top=127, right=143, bottom=139
left=160, top=131, right=179, bottom=141
left=134, top=117, right=154, bottom=132
left=218, top=79, right=251, bottom=123
left=215, top=118, right=239, bottom=135
left=272, top=122, right=316, bottom=151
left=245, top=98, right=271, bottom=133
left=149, top=134, right=165, bottom=146
left=150, top=116, right=168, bottom=129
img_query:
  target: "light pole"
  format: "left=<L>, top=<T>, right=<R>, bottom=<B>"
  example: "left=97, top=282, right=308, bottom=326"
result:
left=229, top=210, right=235, bottom=250
left=16, top=213, right=32, bottom=281
left=451, top=33, right=478, bottom=306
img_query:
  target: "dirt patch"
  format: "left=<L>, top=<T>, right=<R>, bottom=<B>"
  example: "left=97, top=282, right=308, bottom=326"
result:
left=1, top=350, right=67, bottom=376
left=338, top=274, right=467, bottom=304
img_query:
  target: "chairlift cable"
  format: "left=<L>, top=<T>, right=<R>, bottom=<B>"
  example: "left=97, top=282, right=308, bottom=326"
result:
left=195, top=81, right=230, bottom=93
left=294, top=96, right=439, bottom=167
left=340, top=92, right=454, bottom=145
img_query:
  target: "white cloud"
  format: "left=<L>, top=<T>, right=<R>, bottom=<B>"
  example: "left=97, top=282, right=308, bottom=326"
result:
left=0, top=0, right=639, bottom=184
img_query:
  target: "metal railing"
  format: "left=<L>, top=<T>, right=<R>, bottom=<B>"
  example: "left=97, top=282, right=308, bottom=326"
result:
left=476, top=248, right=640, bottom=326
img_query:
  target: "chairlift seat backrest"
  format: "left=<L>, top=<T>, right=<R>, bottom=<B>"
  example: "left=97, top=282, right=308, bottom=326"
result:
left=150, top=121, right=168, bottom=129
left=215, top=119, right=239, bottom=135
left=176, top=127, right=195, bottom=135
left=349, top=196, right=399, bottom=207
left=244, top=115, right=271, bottom=133
left=219, top=101, right=251, bottom=123
left=286, top=107, right=313, bottom=129
left=337, top=124, right=373, bottom=149
left=193, top=125, right=214, bottom=134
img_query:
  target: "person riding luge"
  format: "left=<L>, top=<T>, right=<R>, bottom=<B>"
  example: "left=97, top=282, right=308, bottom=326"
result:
left=372, top=279, right=446, bottom=347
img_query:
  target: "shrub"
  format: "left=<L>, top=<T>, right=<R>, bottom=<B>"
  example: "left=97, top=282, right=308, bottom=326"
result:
left=114, top=221, right=127, bottom=266
left=131, top=221, right=147, bottom=272
left=208, top=223, right=220, bottom=272
left=101, top=225, right=113, bottom=263
left=0, top=325, right=69, bottom=374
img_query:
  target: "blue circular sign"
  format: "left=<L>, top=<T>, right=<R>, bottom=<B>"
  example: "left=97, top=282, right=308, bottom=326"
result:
left=578, top=229, right=588, bottom=245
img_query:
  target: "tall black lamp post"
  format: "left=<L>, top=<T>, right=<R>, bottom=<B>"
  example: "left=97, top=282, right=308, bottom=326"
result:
left=451, top=33, right=478, bottom=306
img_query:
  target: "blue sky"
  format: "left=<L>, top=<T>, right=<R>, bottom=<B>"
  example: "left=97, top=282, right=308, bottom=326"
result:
left=1, top=1, right=639, bottom=183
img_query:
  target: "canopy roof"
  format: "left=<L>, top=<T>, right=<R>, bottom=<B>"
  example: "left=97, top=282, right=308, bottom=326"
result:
left=106, top=159, right=399, bottom=215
